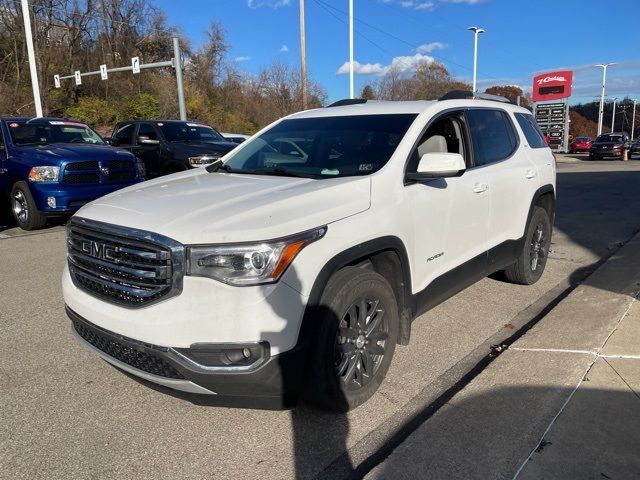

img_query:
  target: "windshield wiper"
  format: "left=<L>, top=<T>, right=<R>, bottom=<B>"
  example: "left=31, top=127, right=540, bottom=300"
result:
left=248, top=167, right=316, bottom=179
left=206, top=160, right=234, bottom=173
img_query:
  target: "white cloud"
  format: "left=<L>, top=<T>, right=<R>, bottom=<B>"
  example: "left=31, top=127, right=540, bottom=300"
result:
left=416, top=41, right=446, bottom=53
left=440, top=0, right=486, bottom=4
left=247, top=0, right=291, bottom=9
left=336, top=53, right=434, bottom=76
left=279, top=44, right=289, bottom=53
left=234, top=56, right=252, bottom=62
left=385, top=0, right=435, bottom=10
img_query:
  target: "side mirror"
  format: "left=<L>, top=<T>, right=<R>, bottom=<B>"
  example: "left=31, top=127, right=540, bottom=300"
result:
left=406, top=152, right=466, bottom=181
left=102, top=136, right=112, bottom=145
left=138, top=136, right=160, bottom=145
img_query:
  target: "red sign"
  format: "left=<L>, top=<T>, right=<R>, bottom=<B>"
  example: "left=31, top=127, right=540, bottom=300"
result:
left=532, top=70, right=573, bottom=102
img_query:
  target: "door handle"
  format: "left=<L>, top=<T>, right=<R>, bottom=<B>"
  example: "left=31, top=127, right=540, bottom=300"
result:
left=525, top=169, right=537, bottom=179
left=473, top=183, right=488, bottom=193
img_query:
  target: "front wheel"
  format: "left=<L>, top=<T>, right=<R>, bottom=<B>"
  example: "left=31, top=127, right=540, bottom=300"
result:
left=11, top=182, right=47, bottom=230
left=304, top=267, right=399, bottom=412
left=504, top=206, right=551, bottom=285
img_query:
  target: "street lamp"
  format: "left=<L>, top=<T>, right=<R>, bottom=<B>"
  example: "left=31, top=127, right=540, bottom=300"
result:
left=611, top=97, right=617, bottom=132
left=632, top=99, right=637, bottom=140
left=595, top=63, right=616, bottom=136
left=468, top=26, right=484, bottom=97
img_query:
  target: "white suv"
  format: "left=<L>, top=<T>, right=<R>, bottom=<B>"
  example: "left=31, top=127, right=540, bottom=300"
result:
left=63, top=94, right=556, bottom=411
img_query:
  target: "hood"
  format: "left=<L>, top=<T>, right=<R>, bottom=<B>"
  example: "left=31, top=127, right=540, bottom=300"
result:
left=13, top=144, right=134, bottom=164
left=76, top=170, right=371, bottom=244
left=169, top=141, right=237, bottom=156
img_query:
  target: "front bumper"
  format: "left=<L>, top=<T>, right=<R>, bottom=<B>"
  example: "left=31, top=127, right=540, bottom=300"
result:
left=68, top=307, right=307, bottom=405
left=590, top=149, right=623, bottom=158
left=30, top=180, right=141, bottom=214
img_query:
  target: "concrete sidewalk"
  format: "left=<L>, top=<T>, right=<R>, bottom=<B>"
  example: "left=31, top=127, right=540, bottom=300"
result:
left=366, top=233, right=640, bottom=479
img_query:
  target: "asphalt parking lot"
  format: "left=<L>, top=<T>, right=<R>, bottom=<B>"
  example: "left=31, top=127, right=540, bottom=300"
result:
left=2, top=157, right=640, bottom=480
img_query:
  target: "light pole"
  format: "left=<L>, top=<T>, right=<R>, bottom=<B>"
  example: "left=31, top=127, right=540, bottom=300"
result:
left=468, top=26, right=484, bottom=97
left=299, top=0, right=308, bottom=109
left=20, top=0, right=42, bottom=117
left=611, top=98, right=617, bottom=132
left=632, top=99, right=637, bottom=140
left=349, top=0, right=354, bottom=99
left=595, top=63, right=615, bottom=136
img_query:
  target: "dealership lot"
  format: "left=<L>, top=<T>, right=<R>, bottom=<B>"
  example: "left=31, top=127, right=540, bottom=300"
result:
left=2, top=159, right=640, bottom=480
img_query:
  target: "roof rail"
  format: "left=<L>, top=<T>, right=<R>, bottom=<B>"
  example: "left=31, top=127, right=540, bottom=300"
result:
left=438, top=90, right=513, bottom=104
left=327, top=98, right=368, bottom=107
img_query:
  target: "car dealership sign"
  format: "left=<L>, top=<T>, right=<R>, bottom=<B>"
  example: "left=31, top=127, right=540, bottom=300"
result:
left=532, top=70, right=573, bottom=102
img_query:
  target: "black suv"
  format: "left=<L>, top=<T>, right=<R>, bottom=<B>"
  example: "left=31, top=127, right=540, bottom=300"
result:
left=589, top=132, right=630, bottom=160
left=108, top=120, right=237, bottom=178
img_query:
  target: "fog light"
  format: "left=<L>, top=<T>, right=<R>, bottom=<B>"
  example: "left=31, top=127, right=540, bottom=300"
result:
left=47, top=196, right=56, bottom=208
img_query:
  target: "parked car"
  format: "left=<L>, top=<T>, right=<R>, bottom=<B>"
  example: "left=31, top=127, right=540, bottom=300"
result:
left=569, top=136, right=592, bottom=153
left=108, top=120, right=238, bottom=178
left=589, top=132, right=630, bottom=160
left=63, top=94, right=556, bottom=411
left=0, top=117, right=144, bottom=230
left=221, top=132, right=251, bottom=144
left=630, top=140, right=640, bottom=158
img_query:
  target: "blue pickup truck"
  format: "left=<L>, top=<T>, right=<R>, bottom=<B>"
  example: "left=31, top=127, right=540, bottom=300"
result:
left=0, top=117, right=145, bottom=230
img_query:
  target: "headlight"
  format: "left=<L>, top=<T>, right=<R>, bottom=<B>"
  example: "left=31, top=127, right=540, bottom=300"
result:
left=188, top=154, right=221, bottom=167
left=135, top=160, right=146, bottom=178
left=28, top=166, right=59, bottom=182
left=187, top=227, right=327, bottom=285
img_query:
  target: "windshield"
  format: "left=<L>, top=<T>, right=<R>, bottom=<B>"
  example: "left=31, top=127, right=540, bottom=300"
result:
left=575, top=137, right=591, bottom=142
left=7, top=120, right=104, bottom=146
left=158, top=122, right=226, bottom=143
left=219, top=114, right=417, bottom=179
left=595, top=134, right=623, bottom=143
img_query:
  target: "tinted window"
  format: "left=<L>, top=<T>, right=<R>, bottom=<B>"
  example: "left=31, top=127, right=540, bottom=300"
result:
left=514, top=113, right=548, bottom=149
left=7, top=120, right=104, bottom=146
left=468, top=109, right=518, bottom=166
left=158, top=123, right=225, bottom=143
left=137, top=123, right=158, bottom=141
left=113, top=123, right=135, bottom=145
left=595, top=134, right=623, bottom=143
left=223, top=114, right=417, bottom=179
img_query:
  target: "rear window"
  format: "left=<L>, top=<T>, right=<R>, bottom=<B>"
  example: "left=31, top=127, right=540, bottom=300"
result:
left=514, top=113, right=548, bottom=149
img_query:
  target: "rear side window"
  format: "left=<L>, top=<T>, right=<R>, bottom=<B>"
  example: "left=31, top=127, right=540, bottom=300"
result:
left=137, top=123, right=158, bottom=141
left=467, top=109, right=518, bottom=167
left=113, top=123, right=135, bottom=146
left=515, top=113, right=548, bottom=149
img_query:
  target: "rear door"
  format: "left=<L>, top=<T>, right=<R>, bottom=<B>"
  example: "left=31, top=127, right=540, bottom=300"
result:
left=467, top=108, right=539, bottom=269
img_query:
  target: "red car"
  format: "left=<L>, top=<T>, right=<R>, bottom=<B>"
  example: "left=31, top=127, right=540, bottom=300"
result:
left=569, top=136, right=592, bottom=153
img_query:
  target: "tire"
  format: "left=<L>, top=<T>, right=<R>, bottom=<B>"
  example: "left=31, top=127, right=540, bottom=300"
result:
left=504, top=206, right=551, bottom=285
left=304, top=266, right=399, bottom=412
left=11, top=181, right=47, bottom=230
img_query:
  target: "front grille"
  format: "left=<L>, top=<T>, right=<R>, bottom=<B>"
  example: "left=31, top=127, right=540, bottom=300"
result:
left=72, top=318, right=185, bottom=379
left=64, top=172, right=100, bottom=184
left=65, top=161, right=99, bottom=171
left=67, top=218, right=184, bottom=307
left=108, top=159, right=134, bottom=170
left=108, top=171, right=136, bottom=183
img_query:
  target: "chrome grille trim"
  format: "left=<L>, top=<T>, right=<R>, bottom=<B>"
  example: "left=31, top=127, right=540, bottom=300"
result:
left=67, top=217, right=184, bottom=308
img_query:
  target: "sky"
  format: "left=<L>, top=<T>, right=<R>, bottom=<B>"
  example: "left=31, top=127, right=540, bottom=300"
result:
left=154, top=0, right=640, bottom=105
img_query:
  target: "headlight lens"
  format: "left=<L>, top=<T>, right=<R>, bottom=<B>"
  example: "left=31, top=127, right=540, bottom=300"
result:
left=28, top=166, right=59, bottom=182
left=188, top=154, right=221, bottom=167
left=187, top=227, right=327, bottom=285
left=135, top=160, right=146, bottom=178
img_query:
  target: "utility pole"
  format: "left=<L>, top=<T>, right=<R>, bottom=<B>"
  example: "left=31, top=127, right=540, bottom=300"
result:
left=20, top=0, right=43, bottom=117
left=349, top=0, right=354, bottom=99
left=595, top=63, right=615, bottom=136
left=172, top=37, right=187, bottom=121
left=468, top=26, right=484, bottom=97
left=299, top=0, right=308, bottom=109
left=611, top=98, right=617, bottom=132
left=632, top=99, right=637, bottom=140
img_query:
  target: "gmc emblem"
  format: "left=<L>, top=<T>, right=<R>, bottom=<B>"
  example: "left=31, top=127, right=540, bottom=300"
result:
left=81, top=240, right=116, bottom=261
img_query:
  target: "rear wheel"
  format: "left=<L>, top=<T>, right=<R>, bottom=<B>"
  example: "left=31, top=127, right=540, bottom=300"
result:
left=11, top=182, right=47, bottom=230
left=305, top=267, right=399, bottom=412
left=504, top=207, right=551, bottom=285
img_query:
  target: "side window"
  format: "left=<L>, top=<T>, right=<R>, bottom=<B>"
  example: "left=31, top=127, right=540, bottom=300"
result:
left=137, top=123, right=158, bottom=141
left=112, top=123, right=135, bottom=146
left=408, top=112, right=468, bottom=172
left=467, top=109, right=518, bottom=167
left=0, top=126, right=4, bottom=149
left=514, top=113, right=548, bottom=149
